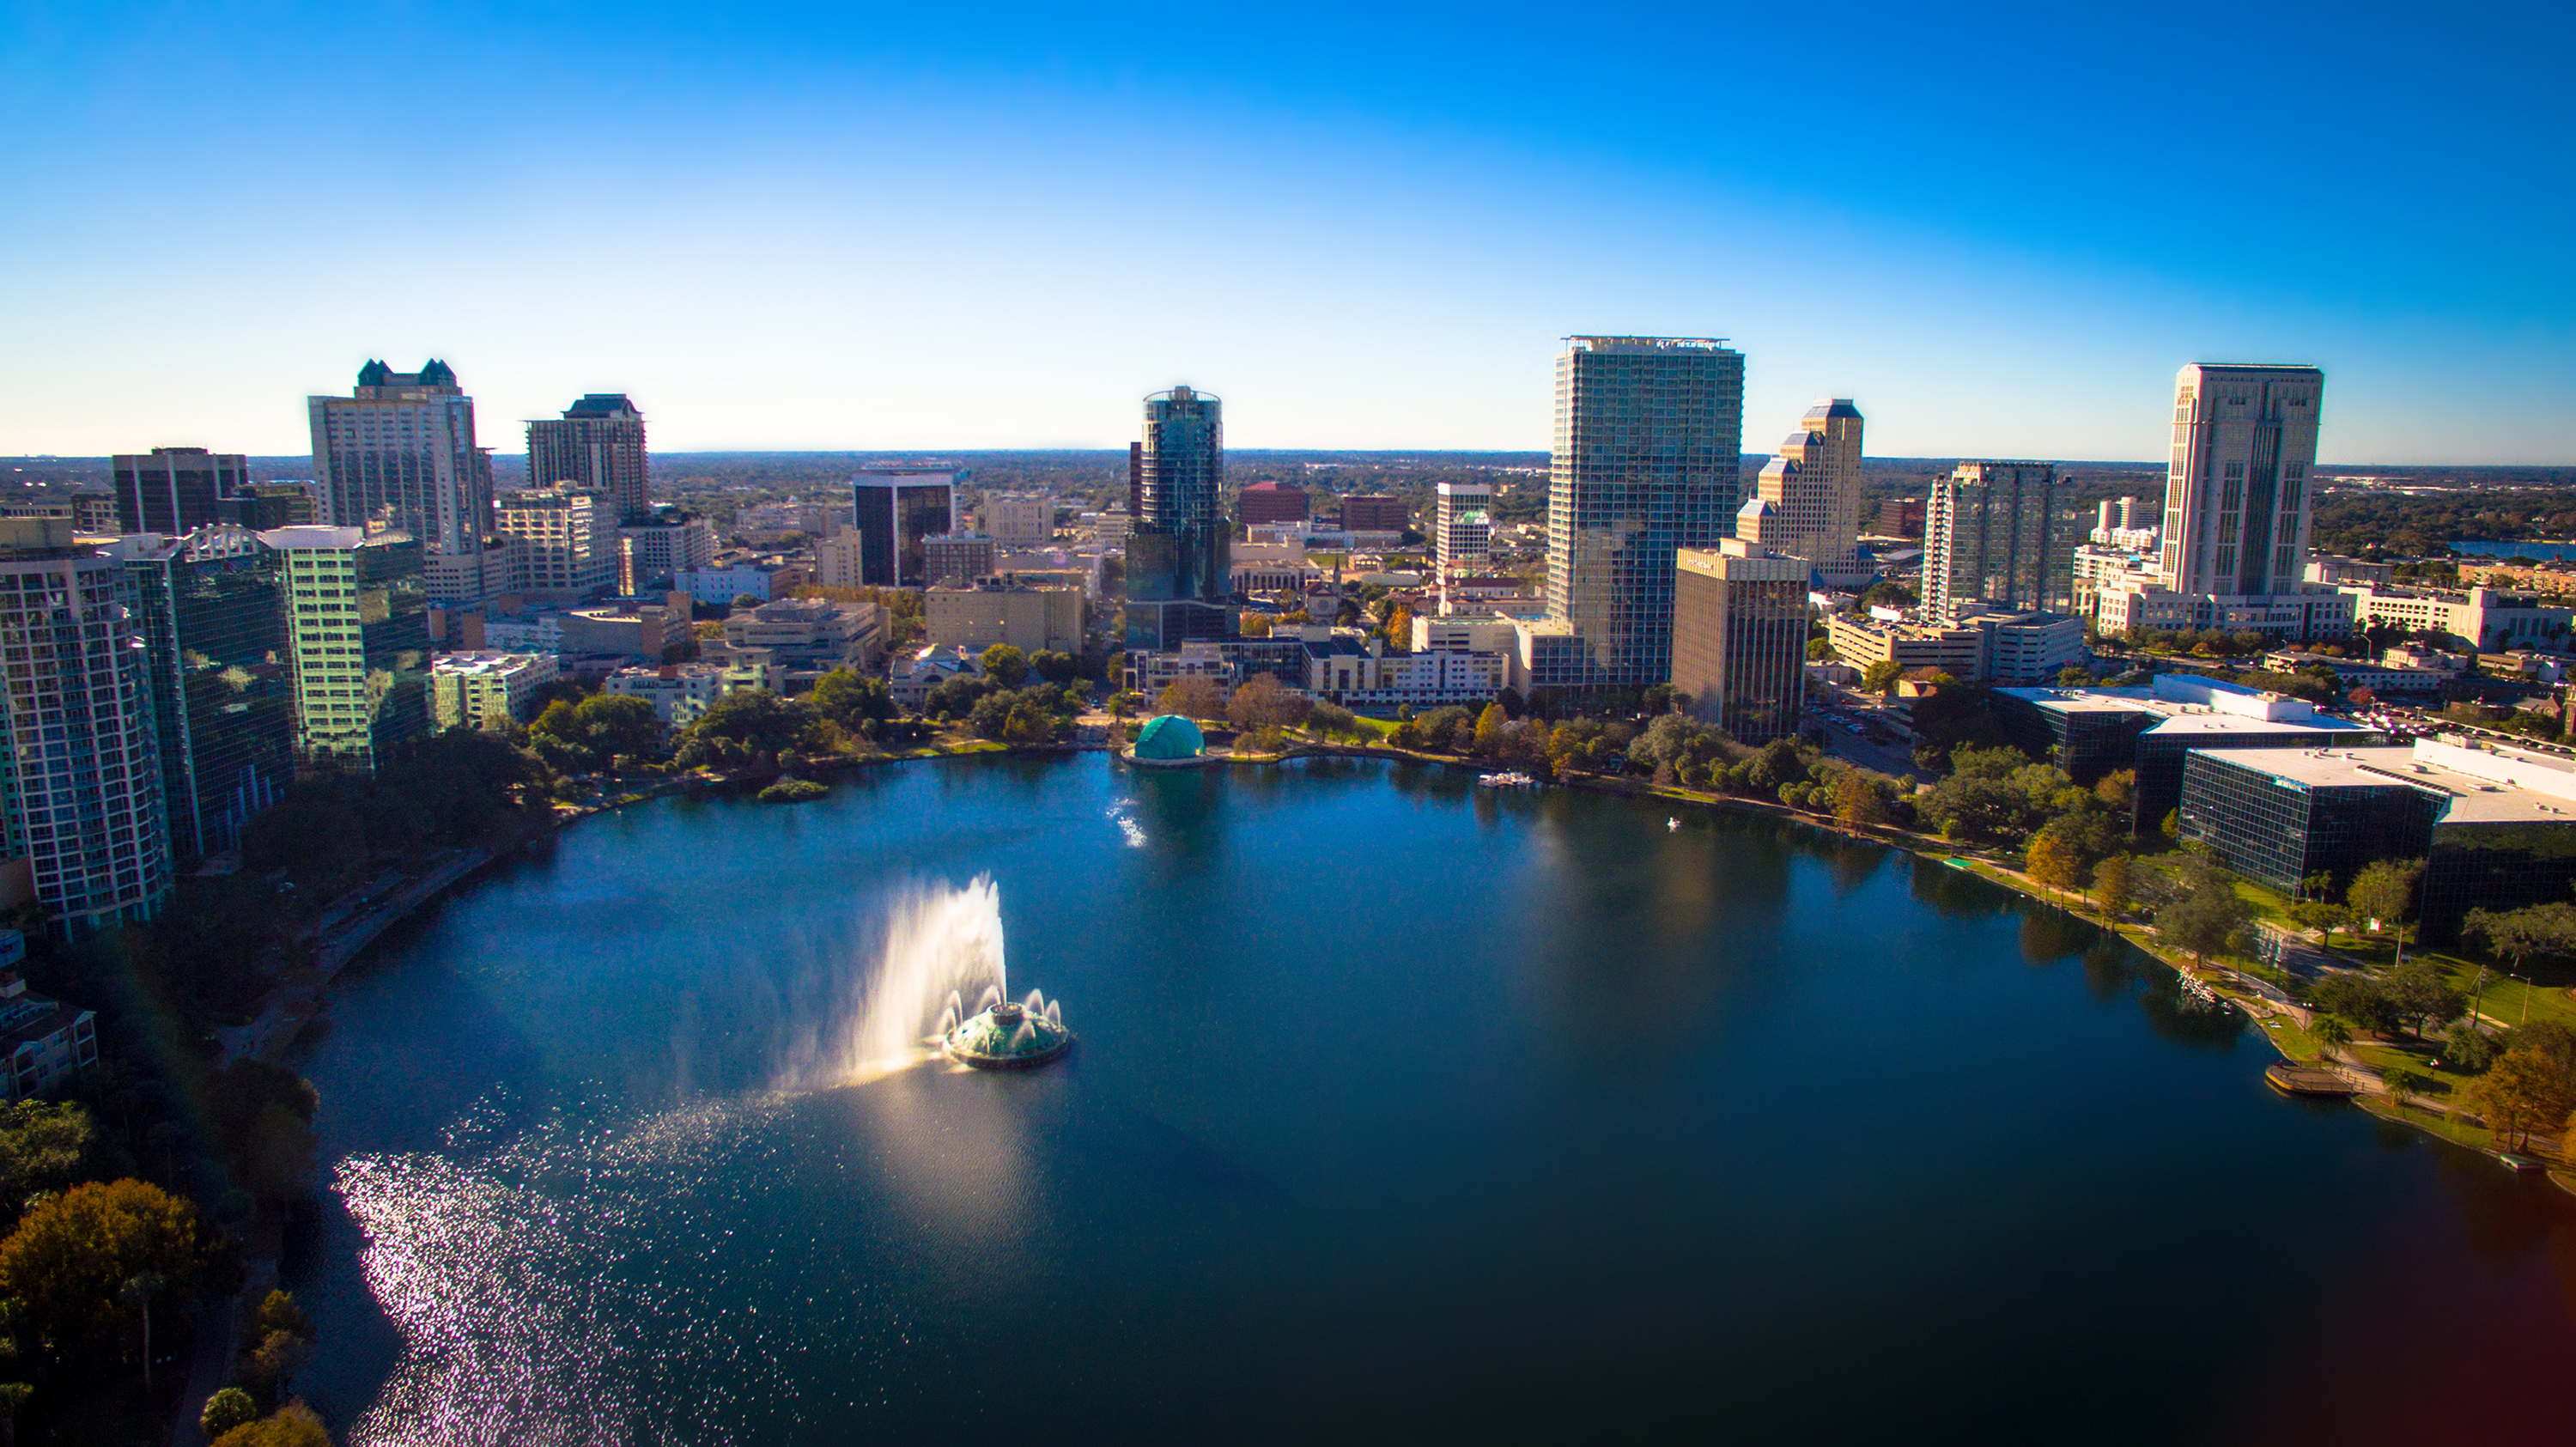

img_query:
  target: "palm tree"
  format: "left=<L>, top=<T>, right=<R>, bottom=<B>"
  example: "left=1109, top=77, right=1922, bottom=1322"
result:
left=120, top=1271, right=165, bottom=1392
left=2315, top=1016, right=2354, bottom=1062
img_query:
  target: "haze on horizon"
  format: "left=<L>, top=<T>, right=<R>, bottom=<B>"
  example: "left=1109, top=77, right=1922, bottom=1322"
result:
left=3, top=2, right=2570, bottom=465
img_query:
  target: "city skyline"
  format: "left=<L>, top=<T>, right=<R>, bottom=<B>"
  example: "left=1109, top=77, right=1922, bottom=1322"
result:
left=3, top=4, right=2570, bottom=463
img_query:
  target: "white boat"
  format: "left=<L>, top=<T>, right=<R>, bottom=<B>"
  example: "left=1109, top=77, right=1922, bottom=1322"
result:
left=1478, top=771, right=1538, bottom=788
left=1667, top=817, right=1680, bottom=831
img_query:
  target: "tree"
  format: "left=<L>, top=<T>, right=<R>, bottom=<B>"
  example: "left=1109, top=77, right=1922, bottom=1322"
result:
left=979, top=645, right=1030, bottom=689
left=2315, top=1016, right=2354, bottom=1059
left=1237, top=613, right=1273, bottom=637
left=1030, top=649, right=1081, bottom=685
left=1862, top=659, right=1905, bottom=696
left=2309, top=972, right=2407, bottom=1039
left=2383, top=957, right=2467, bottom=1039
left=204, top=1388, right=259, bottom=1439
left=1472, top=702, right=1508, bottom=753
left=210, top=1401, right=332, bottom=1447
left=2463, top=1047, right=2576, bottom=1150
left=809, top=669, right=894, bottom=733
left=2383, top=1065, right=2429, bottom=1113
left=2092, top=769, right=2136, bottom=815
left=1382, top=605, right=1415, bottom=650
left=1831, top=769, right=1889, bottom=830
left=0, top=1383, right=27, bottom=1447
left=122, top=1269, right=167, bottom=1390
left=1226, top=674, right=1305, bottom=734
left=690, top=690, right=824, bottom=762
left=2154, top=856, right=2252, bottom=964
left=2026, top=830, right=2084, bottom=901
left=2464, top=901, right=2576, bottom=972
left=2092, top=854, right=2135, bottom=920
left=0, top=1180, right=206, bottom=1352
left=1156, top=675, right=1226, bottom=720
left=2347, top=858, right=2426, bottom=964
left=0, top=1102, right=95, bottom=1228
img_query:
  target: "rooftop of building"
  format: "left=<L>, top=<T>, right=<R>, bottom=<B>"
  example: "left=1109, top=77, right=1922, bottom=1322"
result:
left=1564, top=335, right=1733, bottom=353
left=2000, top=673, right=2372, bottom=736
left=433, top=651, right=552, bottom=676
left=561, top=393, right=639, bottom=418
left=2194, top=738, right=2576, bottom=826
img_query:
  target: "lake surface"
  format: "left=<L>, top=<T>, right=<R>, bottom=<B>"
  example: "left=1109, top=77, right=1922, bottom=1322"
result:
left=2451, top=538, right=2576, bottom=562
left=289, top=755, right=2576, bottom=1444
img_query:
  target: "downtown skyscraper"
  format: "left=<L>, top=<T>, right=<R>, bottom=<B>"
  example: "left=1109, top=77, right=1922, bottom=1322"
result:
left=1125, top=385, right=1230, bottom=651
left=111, top=447, right=246, bottom=535
left=2156, top=364, right=2324, bottom=597
left=1923, top=462, right=2063, bottom=622
left=308, top=360, right=492, bottom=556
left=1739, top=399, right=1866, bottom=582
left=1546, top=337, right=1745, bottom=687
left=528, top=393, right=651, bottom=524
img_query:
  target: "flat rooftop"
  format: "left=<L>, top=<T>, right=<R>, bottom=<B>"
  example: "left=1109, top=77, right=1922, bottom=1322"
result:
left=2195, top=739, right=2576, bottom=826
left=2002, top=674, right=2376, bottom=737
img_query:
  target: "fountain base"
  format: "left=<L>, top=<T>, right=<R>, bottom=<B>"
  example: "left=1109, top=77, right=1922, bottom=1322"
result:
left=942, top=1000, right=1074, bottom=1070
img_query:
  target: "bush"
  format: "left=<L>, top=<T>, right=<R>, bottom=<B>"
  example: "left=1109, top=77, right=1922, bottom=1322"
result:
left=756, top=778, right=829, bottom=804
left=203, top=1388, right=259, bottom=1438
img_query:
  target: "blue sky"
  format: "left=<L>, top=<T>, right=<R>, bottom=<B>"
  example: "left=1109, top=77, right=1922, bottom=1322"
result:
left=3, top=1, right=2569, bottom=461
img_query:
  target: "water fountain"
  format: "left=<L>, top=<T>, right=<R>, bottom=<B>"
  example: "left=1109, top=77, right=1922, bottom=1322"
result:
left=938, top=986, right=1073, bottom=1069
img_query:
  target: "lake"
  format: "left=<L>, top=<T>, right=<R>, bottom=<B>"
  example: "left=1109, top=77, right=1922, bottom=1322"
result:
left=2450, top=539, right=2576, bottom=562
left=287, top=754, right=2576, bottom=1444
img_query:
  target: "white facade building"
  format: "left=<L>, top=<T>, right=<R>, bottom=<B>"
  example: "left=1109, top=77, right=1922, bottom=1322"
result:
left=1741, top=399, right=1866, bottom=582
left=495, top=486, right=617, bottom=602
left=1435, top=480, right=1492, bottom=575
left=979, top=493, right=1054, bottom=550
left=430, top=651, right=559, bottom=729
left=307, top=360, right=490, bottom=556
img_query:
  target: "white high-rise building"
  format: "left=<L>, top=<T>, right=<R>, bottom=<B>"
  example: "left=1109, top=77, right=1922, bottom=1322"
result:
left=2158, top=364, right=2322, bottom=596
left=1436, top=480, right=1492, bottom=577
left=495, top=486, right=617, bottom=602
left=308, top=360, right=491, bottom=556
left=1739, top=399, right=1865, bottom=581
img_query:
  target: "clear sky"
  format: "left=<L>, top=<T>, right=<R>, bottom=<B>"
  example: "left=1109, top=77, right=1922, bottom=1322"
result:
left=4, top=1, right=2570, bottom=462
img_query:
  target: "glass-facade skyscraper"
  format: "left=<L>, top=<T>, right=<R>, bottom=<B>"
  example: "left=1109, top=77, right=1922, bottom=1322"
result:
left=852, top=466, right=961, bottom=588
left=110, top=527, right=292, bottom=861
left=1923, top=461, right=2064, bottom=622
left=111, top=447, right=245, bottom=535
left=1125, top=386, right=1230, bottom=652
left=258, top=526, right=428, bottom=770
left=1547, top=337, right=1745, bottom=688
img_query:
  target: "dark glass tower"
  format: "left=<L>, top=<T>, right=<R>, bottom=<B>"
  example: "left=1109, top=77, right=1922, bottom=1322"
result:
left=112, top=447, right=246, bottom=535
left=114, top=528, right=293, bottom=860
left=1125, top=386, right=1231, bottom=651
left=852, top=467, right=961, bottom=587
left=528, top=394, right=651, bottom=524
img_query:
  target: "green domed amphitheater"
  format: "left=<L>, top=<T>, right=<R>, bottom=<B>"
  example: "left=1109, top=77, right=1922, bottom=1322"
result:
left=1132, top=714, right=1205, bottom=762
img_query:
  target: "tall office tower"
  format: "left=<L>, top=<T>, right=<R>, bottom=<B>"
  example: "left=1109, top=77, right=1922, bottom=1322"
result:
left=308, top=360, right=491, bottom=555
left=1124, top=386, right=1230, bottom=651
left=112, top=447, right=246, bottom=535
left=527, top=394, right=651, bottom=524
left=495, top=486, right=617, bottom=601
left=1546, top=337, right=1746, bottom=687
left=852, top=465, right=962, bottom=587
left=1740, top=399, right=1865, bottom=580
left=1673, top=538, right=1810, bottom=744
left=1436, top=480, right=1492, bottom=575
left=0, top=520, right=173, bottom=937
left=1923, top=462, right=2063, bottom=622
left=978, top=493, right=1054, bottom=550
left=259, top=526, right=429, bottom=769
left=108, top=527, right=291, bottom=862
left=2157, top=364, right=2324, bottom=596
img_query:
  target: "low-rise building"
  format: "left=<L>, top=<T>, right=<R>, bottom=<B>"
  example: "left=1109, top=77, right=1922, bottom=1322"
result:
left=924, top=576, right=1084, bottom=654
left=2306, top=555, right=2397, bottom=588
left=922, top=532, right=999, bottom=587
left=2336, top=582, right=2574, bottom=654
left=1993, top=673, right=2385, bottom=830
left=978, top=492, right=1055, bottom=549
left=720, top=596, right=884, bottom=672
left=2178, top=737, right=2576, bottom=944
left=2095, top=578, right=2358, bottom=641
left=673, top=559, right=789, bottom=607
left=2259, top=648, right=2450, bottom=697
left=890, top=645, right=983, bottom=712
left=1967, top=611, right=2088, bottom=687
left=619, top=513, right=717, bottom=592
left=481, top=611, right=566, bottom=654
left=604, top=660, right=766, bottom=727
left=430, top=651, right=559, bottom=729
left=560, top=597, right=693, bottom=660
left=0, top=966, right=98, bottom=1103
left=1826, top=613, right=1984, bottom=679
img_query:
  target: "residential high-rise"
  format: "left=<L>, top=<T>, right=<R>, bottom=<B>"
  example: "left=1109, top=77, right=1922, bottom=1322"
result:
left=108, top=527, right=292, bottom=863
left=259, top=526, right=429, bottom=769
left=1436, top=480, right=1492, bottom=576
left=1546, top=336, right=1746, bottom=688
left=1923, top=462, right=2063, bottom=622
left=308, top=360, right=492, bottom=556
left=1673, top=536, right=1809, bottom=744
left=617, top=511, right=716, bottom=593
left=1739, top=399, right=1865, bottom=581
left=852, top=465, right=962, bottom=588
left=0, top=519, right=173, bottom=937
left=112, top=447, right=245, bottom=535
left=495, top=486, right=617, bottom=602
left=2158, top=364, right=2323, bottom=596
left=527, top=394, right=651, bottom=524
left=1125, top=386, right=1231, bottom=651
